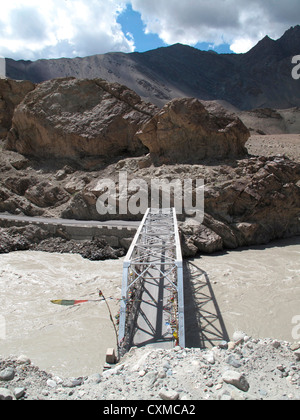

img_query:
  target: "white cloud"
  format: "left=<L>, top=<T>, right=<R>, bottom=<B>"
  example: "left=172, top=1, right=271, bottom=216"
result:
left=131, top=0, right=300, bottom=53
left=0, top=0, right=134, bottom=60
left=230, top=38, right=257, bottom=54
left=0, top=0, right=299, bottom=60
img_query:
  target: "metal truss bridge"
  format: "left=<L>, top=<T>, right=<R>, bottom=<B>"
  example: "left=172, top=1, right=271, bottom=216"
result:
left=118, top=208, right=185, bottom=355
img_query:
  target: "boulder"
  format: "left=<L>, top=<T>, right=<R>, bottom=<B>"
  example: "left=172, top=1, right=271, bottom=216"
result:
left=180, top=219, right=223, bottom=255
left=204, top=157, right=300, bottom=248
left=0, top=367, right=15, bottom=381
left=7, top=77, right=157, bottom=161
left=136, top=98, right=250, bottom=163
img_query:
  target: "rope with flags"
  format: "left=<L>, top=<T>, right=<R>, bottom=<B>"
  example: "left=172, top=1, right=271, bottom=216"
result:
left=51, top=288, right=179, bottom=354
left=51, top=290, right=120, bottom=359
left=51, top=299, right=102, bottom=306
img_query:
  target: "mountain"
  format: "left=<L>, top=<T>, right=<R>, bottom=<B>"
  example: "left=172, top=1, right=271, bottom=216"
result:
left=5, top=26, right=300, bottom=110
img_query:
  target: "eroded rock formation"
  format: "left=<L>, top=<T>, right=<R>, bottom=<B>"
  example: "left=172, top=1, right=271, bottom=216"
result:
left=7, top=77, right=157, bottom=162
left=136, top=98, right=250, bottom=164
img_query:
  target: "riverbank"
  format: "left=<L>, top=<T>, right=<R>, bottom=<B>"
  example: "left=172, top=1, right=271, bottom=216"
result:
left=1, top=335, right=300, bottom=400
left=0, top=224, right=125, bottom=260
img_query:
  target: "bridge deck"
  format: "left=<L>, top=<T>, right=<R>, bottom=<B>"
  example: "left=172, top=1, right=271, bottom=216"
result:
left=129, top=249, right=174, bottom=349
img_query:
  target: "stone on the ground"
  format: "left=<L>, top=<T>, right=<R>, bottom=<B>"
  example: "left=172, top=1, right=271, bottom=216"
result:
left=0, top=367, right=15, bottom=381
left=159, top=388, right=180, bottom=401
left=14, top=387, right=26, bottom=399
left=0, top=388, right=14, bottom=400
left=106, top=348, right=116, bottom=364
left=222, top=370, right=250, bottom=392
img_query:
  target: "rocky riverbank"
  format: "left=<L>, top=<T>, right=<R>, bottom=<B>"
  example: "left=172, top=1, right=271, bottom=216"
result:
left=1, top=333, right=300, bottom=400
left=0, top=225, right=125, bottom=261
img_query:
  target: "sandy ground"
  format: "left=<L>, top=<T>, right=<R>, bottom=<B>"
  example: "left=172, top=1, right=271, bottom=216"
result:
left=246, top=134, right=300, bottom=162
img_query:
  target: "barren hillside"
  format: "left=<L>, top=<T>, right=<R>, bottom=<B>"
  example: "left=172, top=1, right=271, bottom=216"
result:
left=6, top=26, right=300, bottom=110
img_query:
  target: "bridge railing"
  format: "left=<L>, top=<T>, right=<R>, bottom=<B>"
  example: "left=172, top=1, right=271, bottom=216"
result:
left=118, top=208, right=185, bottom=355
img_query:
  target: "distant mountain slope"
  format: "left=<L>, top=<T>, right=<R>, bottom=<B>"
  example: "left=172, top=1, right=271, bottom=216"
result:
left=6, top=26, right=300, bottom=110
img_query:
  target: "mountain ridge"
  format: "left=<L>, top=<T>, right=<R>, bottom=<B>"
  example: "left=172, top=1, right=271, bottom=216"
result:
left=5, top=25, right=300, bottom=110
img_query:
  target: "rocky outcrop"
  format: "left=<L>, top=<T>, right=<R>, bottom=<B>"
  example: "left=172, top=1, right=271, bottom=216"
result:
left=0, top=79, right=35, bottom=139
left=136, top=98, right=250, bottom=164
left=7, top=77, right=157, bottom=163
left=60, top=155, right=300, bottom=255
left=0, top=225, right=49, bottom=253
left=180, top=156, right=300, bottom=256
left=24, top=181, right=70, bottom=208
left=0, top=225, right=125, bottom=261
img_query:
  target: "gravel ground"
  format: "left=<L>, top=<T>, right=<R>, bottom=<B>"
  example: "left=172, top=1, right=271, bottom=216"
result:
left=1, top=332, right=300, bottom=401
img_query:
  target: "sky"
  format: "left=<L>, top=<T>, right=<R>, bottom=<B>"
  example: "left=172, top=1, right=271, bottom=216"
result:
left=0, top=0, right=299, bottom=60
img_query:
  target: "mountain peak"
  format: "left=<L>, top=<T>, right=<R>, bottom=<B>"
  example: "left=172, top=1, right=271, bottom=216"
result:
left=280, top=25, right=300, bottom=38
left=278, top=25, right=300, bottom=55
left=244, top=34, right=278, bottom=60
left=245, top=26, right=300, bottom=60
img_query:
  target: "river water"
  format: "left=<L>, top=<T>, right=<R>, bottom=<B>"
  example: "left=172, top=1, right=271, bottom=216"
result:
left=184, top=237, right=300, bottom=349
left=0, top=252, right=123, bottom=378
left=0, top=237, right=299, bottom=377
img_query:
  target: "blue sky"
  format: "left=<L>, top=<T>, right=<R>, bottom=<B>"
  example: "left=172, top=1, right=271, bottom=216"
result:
left=117, top=4, right=166, bottom=53
left=117, top=4, right=232, bottom=54
left=0, top=0, right=299, bottom=60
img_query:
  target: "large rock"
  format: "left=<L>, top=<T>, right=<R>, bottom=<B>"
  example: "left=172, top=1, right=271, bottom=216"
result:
left=7, top=77, right=157, bottom=162
left=136, top=98, right=250, bottom=164
left=0, top=78, right=35, bottom=139
left=180, top=219, right=223, bottom=256
left=181, top=156, right=300, bottom=255
left=204, top=157, right=300, bottom=246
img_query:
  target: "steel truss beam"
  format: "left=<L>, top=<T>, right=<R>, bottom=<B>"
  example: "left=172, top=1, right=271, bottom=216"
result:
left=118, top=208, right=185, bottom=354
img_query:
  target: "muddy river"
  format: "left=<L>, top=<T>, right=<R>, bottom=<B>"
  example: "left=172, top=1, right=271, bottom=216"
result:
left=0, top=252, right=123, bottom=378
left=0, top=236, right=299, bottom=377
left=184, top=237, right=300, bottom=349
